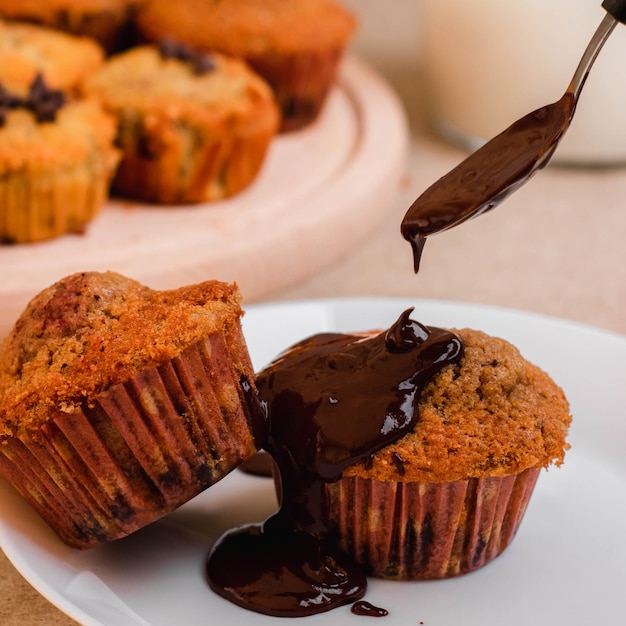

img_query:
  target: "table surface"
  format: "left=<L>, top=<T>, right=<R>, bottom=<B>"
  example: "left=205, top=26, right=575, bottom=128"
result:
left=2, top=22, right=625, bottom=625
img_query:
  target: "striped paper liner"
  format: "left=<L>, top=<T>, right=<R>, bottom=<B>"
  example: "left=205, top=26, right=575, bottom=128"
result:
left=325, top=467, right=541, bottom=580
left=0, top=332, right=258, bottom=549
left=248, top=47, right=346, bottom=132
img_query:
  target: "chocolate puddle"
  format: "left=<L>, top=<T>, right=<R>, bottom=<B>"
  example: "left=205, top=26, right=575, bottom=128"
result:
left=351, top=600, right=389, bottom=617
left=206, top=309, right=463, bottom=616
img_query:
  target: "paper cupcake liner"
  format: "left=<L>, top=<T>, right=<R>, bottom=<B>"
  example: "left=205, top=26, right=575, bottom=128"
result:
left=0, top=332, right=259, bottom=548
left=0, top=166, right=110, bottom=243
left=112, top=118, right=276, bottom=204
left=324, top=467, right=541, bottom=580
left=248, top=48, right=346, bottom=132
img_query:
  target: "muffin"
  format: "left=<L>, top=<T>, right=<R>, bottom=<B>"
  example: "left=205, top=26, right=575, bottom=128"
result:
left=255, top=313, right=571, bottom=584
left=0, top=18, right=104, bottom=95
left=135, top=0, right=357, bottom=132
left=324, top=327, right=571, bottom=580
left=0, top=272, right=265, bottom=548
left=0, top=77, right=119, bottom=244
left=0, top=0, right=144, bottom=54
left=85, top=43, right=280, bottom=204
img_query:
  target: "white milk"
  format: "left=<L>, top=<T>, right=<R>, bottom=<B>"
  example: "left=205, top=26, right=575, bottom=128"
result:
left=419, top=0, right=626, bottom=165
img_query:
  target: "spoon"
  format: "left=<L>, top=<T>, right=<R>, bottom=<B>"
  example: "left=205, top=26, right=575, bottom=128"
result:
left=401, top=0, right=626, bottom=272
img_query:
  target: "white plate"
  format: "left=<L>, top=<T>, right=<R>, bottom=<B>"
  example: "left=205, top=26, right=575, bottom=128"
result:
left=1, top=298, right=625, bottom=626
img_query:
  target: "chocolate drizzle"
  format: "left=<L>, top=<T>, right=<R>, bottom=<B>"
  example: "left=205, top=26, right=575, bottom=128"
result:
left=158, top=38, right=216, bottom=75
left=0, top=75, right=66, bottom=126
left=351, top=600, right=390, bottom=617
left=206, top=309, right=463, bottom=617
left=401, top=92, right=577, bottom=272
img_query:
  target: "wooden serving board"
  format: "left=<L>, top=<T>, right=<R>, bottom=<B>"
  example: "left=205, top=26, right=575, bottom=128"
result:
left=0, top=56, right=408, bottom=339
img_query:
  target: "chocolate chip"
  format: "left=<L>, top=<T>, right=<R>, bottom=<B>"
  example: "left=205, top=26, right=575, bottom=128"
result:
left=26, top=74, right=66, bottom=123
left=391, top=451, right=406, bottom=476
left=158, top=38, right=215, bottom=75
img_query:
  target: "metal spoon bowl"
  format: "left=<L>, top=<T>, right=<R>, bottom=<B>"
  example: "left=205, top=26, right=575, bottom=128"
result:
left=402, top=0, right=626, bottom=272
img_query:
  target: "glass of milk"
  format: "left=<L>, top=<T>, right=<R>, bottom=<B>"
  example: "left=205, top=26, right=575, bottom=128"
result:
left=419, top=0, right=626, bottom=165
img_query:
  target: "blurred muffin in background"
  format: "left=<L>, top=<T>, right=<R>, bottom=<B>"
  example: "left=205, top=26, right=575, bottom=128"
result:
left=0, top=76, right=119, bottom=243
left=0, top=18, right=104, bottom=94
left=85, top=42, right=280, bottom=204
left=135, top=0, right=357, bottom=132
left=0, top=0, right=145, bottom=54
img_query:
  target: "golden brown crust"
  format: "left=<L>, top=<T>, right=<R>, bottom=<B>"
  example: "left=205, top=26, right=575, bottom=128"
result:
left=86, top=45, right=277, bottom=120
left=343, top=328, right=572, bottom=483
left=0, top=100, right=118, bottom=171
left=0, top=1, right=145, bottom=53
left=85, top=45, right=280, bottom=202
left=0, top=272, right=248, bottom=437
left=0, top=18, right=104, bottom=95
left=136, top=0, right=356, bottom=56
left=0, top=0, right=140, bottom=12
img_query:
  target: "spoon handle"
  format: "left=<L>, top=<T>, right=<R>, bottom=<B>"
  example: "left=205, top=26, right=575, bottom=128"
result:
left=569, top=12, right=618, bottom=99
left=602, top=0, right=626, bottom=22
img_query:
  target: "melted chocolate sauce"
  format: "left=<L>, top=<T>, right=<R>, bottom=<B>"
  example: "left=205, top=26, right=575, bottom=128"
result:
left=401, top=91, right=576, bottom=271
left=237, top=450, right=274, bottom=476
left=351, top=600, right=389, bottom=617
left=206, top=309, right=463, bottom=617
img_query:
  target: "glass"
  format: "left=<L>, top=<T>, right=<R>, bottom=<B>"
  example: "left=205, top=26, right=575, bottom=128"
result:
left=419, top=0, right=626, bottom=166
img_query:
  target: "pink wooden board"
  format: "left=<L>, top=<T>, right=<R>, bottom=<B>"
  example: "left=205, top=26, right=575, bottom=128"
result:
left=0, top=56, right=408, bottom=338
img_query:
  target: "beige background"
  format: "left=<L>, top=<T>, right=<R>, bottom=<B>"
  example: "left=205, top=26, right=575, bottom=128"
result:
left=2, top=2, right=625, bottom=624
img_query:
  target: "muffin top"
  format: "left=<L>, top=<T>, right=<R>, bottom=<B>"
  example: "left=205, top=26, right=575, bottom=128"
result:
left=85, top=44, right=280, bottom=128
left=0, top=1, right=146, bottom=54
left=0, top=272, right=246, bottom=438
left=0, top=0, right=140, bottom=13
left=343, top=328, right=572, bottom=483
left=0, top=19, right=104, bottom=94
left=136, top=0, right=357, bottom=55
left=0, top=95, right=119, bottom=172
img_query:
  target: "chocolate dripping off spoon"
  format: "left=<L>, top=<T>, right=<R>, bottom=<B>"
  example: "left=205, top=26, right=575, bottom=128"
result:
left=402, top=0, right=626, bottom=272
